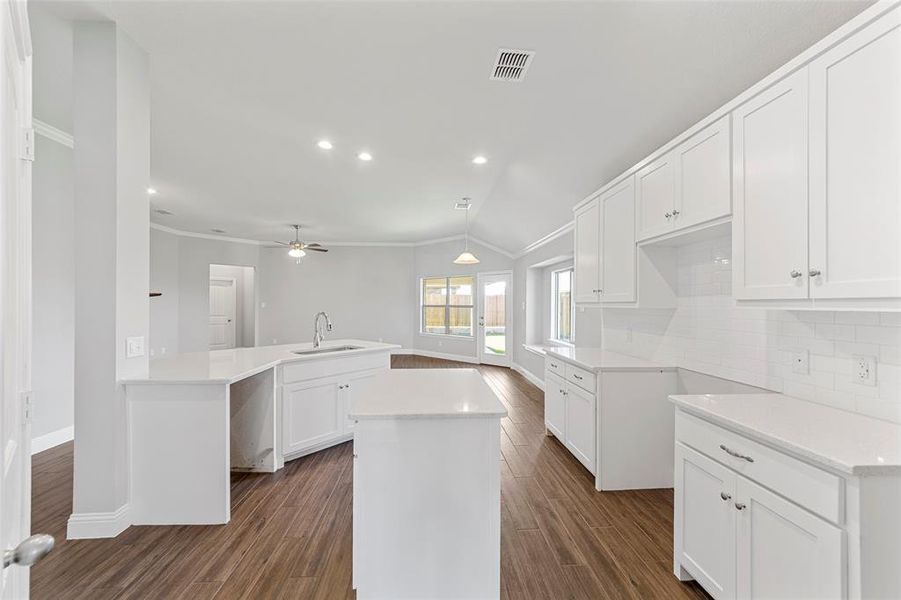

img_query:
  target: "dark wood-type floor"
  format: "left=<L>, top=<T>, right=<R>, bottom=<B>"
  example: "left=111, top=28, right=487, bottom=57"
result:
left=32, top=355, right=709, bottom=599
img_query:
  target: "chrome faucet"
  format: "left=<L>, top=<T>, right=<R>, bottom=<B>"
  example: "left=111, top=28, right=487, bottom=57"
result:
left=312, top=311, right=333, bottom=349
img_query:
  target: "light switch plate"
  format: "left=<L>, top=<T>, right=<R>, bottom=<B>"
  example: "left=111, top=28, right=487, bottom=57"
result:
left=126, top=336, right=145, bottom=358
left=791, top=349, right=809, bottom=374
left=853, top=355, right=877, bottom=386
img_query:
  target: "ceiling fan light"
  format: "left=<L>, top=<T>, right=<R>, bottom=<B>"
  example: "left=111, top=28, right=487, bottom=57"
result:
left=453, top=251, right=480, bottom=265
left=288, top=247, right=306, bottom=258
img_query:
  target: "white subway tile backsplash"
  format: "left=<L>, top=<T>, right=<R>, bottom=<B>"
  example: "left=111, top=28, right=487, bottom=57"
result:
left=601, top=234, right=901, bottom=423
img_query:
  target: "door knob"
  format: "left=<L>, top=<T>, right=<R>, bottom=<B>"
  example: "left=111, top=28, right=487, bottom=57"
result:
left=3, top=534, right=54, bottom=569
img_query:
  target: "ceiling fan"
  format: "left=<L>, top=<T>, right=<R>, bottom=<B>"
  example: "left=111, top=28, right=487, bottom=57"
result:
left=272, top=225, right=329, bottom=261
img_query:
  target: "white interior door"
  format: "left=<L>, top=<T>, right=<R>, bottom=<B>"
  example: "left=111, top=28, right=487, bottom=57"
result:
left=477, top=272, right=512, bottom=367
left=1, top=2, right=38, bottom=597
left=209, top=277, right=237, bottom=350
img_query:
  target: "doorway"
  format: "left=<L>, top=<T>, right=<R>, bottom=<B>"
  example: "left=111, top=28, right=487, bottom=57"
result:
left=477, top=272, right=512, bottom=367
left=209, top=264, right=256, bottom=350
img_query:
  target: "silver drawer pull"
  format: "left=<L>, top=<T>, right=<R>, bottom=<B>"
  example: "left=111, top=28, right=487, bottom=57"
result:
left=720, top=492, right=731, bottom=501
left=573, top=374, right=583, bottom=380
left=735, top=502, right=746, bottom=511
left=720, top=444, right=754, bottom=462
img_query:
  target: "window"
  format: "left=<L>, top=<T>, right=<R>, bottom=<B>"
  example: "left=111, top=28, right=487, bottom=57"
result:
left=551, top=268, right=574, bottom=343
left=421, top=276, right=474, bottom=337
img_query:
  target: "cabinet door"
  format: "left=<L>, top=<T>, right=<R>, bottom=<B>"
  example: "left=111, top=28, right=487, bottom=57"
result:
left=564, top=383, right=596, bottom=474
left=636, top=152, right=675, bottom=241
left=600, top=177, right=636, bottom=303
left=282, top=378, right=342, bottom=455
left=732, top=69, right=810, bottom=300
left=808, top=7, right=901, bottom=299
left=574, top=199, right=602, bottom=303
left=735, top=477, right=843, bottom=600
left=675, top=443, right=736, bottom=600
left=341, top=370, right=378, bottom=434
left=674, top=115, right=731, bottom=230
left=544, top=371, right=566, bottom=439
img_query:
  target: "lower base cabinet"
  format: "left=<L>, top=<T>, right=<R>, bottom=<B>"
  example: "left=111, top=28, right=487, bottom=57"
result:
left=675, top=410, right=858, bottom=600
left=544, top=367, right=596, bottom=474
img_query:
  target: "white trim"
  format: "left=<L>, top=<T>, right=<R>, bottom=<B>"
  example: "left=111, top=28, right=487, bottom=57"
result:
left=570, top=0, right=900, bottom=214
left=517, top=220, right=575, bottom=257
left=33, top=119, right=74, bottom=148
left=403, top=349, right=480, bottom=364
left=31, top=425, right=74, bottom=455
left=512, top=363, right=544, bottom=391
left=66, top=504, right=131, bottom=539
left=150, top=223, right=263, bottom=246
left=417, top=332, right=475, bottom=341
left=8, top=0, right=32, bottom=59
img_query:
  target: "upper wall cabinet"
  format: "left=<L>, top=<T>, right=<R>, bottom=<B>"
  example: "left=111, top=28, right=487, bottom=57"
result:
left=808, top=8, right=901, bottom=299
left=574, top=199, right=601, bottom=303
left=734, top=5, right=900, bottom=304
left=636, top=116, right=731, bottom=242
left=732, top=70, right=810, bottom=301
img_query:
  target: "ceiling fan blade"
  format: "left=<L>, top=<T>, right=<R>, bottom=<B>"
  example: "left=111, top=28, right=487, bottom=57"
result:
left=270, top=241, right=290, bottom=246
left=305, top=243, right=322, bottom=247
left=305, top=247, right=328, bottom=252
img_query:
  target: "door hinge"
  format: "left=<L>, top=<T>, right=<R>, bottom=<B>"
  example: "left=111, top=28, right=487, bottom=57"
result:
left=20, top=127, right=34, bottom=161
left=21, top=391, right=33, bottom=425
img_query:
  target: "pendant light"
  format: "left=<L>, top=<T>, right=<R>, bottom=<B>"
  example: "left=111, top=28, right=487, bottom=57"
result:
left=453, top=198, right=480, bottom=265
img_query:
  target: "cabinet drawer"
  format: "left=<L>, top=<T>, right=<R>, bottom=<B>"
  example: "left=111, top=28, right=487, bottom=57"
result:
left=546, top=356, right=564, bottom=376
left=281, top=352, right=389, bottom=384
left=565, top=363, right=596, bottom=393
left=676, top=411, right=842, bottom=524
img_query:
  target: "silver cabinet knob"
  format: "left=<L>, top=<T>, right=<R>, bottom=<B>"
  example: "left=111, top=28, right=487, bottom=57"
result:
left=720, top=492, right=732, bottom=501
left=790, top=270, right=803, bottom=278
left=809, top=269, right=821, bottom=277
left=3, top=534, right=54, bottom=569
left=665, top=212, right=672, bottom=218
left=672, top=209, right=680, bottom=217
left=735, top=502, right=746, bottom=511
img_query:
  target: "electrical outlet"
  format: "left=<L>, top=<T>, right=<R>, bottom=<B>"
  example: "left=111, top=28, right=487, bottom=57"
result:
left=853, top=355, right=877, bottom=386
left=791, top=349, right=809, bottom=374
left=126, top=336, right=145, bottom=358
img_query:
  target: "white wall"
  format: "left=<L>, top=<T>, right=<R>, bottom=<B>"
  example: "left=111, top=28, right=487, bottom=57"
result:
left=149, top=227, right=179, bottom=356
left=411, top=239, right=513, bottom=359
left=602, top=235, right=901, bottom=424
left=209, top=263, right=255, bottom=348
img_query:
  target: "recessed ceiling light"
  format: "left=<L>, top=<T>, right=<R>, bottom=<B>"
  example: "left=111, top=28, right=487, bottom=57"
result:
left=317, top=140, right=333, bottom=150
left=147, top=187, right=157, bottom=195
left=472, top=156, right=487, bottom=165
left=358, top=151, right=373, bottom=161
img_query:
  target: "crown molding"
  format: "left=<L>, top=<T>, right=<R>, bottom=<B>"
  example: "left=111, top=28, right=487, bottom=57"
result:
left=34, top=119, right=74, bottom=148
left=516, top=220, right=574, bottom=258
left=149, top=222, right=516, bottom=258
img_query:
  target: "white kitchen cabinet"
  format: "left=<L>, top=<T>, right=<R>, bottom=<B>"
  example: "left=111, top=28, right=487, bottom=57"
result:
left=543, top=371, right=566, bottom=439
left=599, top=177, right=636, bottom=302
left=674, top=115, right=731, bottom=230
left=341, top=369, right=379, bottom=434
left=735, top=477, right=843, bottom=600
left=283, top=377, right=343, bottom=456
left=674, top=443, right=736, bottom=599
left=564, top=383, right=596, bottom=473
left=732, top=69, right=810, bottom=300
left=808, top=6, right=901, bottom=300
left=636, top=152, right=676, bottom=240
left=574, top=199, right=601, bottom=303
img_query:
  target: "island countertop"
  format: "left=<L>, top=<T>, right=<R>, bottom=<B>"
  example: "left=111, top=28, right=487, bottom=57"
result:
left=670, top=393, right=901, bottom=476
left=120, top=339, right=400, bottom=385
left=349, top=369, right=508, bottom=419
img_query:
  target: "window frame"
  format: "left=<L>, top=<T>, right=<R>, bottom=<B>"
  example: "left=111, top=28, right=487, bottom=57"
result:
left=550, top=267, right=575, bottom=345
left=419, top=275, right=475, bottom=338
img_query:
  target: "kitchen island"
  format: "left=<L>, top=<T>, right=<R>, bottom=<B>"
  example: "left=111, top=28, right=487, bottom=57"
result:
left=350, top=369, right=507, bottom=600
left=120, top=339, right=398, bottom=526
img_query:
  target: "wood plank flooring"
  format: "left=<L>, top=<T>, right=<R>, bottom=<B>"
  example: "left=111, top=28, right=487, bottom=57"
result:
left=31, top=355, right=709, bottom=599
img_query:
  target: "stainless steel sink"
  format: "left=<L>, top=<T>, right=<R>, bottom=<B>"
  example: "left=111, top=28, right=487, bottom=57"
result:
left=291, top=345, right=363, bottom=355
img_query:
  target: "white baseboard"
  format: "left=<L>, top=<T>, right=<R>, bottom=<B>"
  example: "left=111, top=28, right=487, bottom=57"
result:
left=66, top=504, right=131, bottom=539
left=32, top=425, right=74, bottom=455
left=396, top=348, right=480, bottom=365
left=512, top=363, right=545, bottom=391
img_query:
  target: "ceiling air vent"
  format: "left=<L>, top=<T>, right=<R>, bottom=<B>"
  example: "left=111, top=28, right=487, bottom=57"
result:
left=490, top=49, right=534, bottom=82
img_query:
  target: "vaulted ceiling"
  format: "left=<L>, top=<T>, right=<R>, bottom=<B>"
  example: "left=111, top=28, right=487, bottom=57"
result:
left=45, top=0, right=870, bottom=252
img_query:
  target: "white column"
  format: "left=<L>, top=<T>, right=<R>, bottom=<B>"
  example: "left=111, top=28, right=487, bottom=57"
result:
left=68, top=22, right=149, bottom=539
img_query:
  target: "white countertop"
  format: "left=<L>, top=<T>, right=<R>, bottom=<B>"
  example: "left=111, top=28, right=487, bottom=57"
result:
left=121, top=339, right=400, bottom=384
left=545, top=347, right=674, bottom=373
left=349, top=369, right=508, bottom=420
left=671, top=393, right=901, bottom=476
